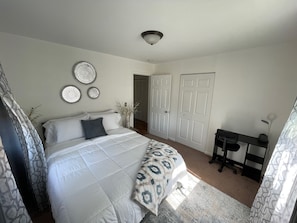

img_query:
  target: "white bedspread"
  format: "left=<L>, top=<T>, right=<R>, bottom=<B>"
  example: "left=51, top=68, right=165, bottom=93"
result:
left=46, top=128, right=187, bottom=223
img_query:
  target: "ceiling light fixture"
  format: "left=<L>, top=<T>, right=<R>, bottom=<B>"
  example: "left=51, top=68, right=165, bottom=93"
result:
left=141, top=30, right=163, bottom=45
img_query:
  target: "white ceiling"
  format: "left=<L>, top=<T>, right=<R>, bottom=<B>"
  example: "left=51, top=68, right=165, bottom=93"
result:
left=0, top=0, right=296, bottom=63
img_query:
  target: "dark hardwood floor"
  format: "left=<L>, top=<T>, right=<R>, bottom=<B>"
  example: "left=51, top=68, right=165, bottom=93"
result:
left=134, top=118, right=148, bottom=135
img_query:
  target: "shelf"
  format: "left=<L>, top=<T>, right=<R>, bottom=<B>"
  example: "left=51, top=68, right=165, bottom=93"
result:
left=245, top=153, right=264, bottom=164
left=242, top=138, right=268, bottom=182
left=242, top=165, right=262, bottom=182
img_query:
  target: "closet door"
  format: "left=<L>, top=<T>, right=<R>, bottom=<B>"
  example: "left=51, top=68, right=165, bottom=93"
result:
left=176, top=73, right=214, bottom=152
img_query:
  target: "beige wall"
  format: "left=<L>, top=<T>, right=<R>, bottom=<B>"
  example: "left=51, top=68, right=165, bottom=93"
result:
left=1, top=31, right=296, bottom=165
left=155, top=43, right=297, bottom=164
left=0, top=32, right=154, bottom=124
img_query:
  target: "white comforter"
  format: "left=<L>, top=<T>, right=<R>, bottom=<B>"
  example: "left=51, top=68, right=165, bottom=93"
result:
left=46, top=128, right=187, bottom=223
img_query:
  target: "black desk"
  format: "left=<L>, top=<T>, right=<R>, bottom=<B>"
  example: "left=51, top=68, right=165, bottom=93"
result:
left=238, top=134, right=268, bottom=149
left=210, top=129, right=268, bottom=182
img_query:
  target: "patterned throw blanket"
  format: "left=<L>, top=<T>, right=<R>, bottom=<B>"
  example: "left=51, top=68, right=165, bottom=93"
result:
left=133, top=139, right=178, bottom=215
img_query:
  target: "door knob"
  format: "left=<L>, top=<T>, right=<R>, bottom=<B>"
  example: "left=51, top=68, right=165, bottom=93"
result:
left=165, top=111, right=169, bottom=113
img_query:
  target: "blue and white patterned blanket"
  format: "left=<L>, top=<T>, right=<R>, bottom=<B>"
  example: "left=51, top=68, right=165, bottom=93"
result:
left=132, top=139, right=178, bottom=215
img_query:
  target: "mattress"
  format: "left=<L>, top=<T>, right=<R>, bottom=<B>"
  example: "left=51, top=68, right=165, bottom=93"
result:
left=46, top=128, right=187, bottom=223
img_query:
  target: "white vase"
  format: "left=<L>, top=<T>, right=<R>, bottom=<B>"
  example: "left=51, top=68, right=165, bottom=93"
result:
left=126, top=114, right=131, bottom=128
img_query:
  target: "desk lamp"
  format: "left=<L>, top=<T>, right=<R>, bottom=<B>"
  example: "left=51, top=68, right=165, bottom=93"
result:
left=260, top=113, right=277, bottom=143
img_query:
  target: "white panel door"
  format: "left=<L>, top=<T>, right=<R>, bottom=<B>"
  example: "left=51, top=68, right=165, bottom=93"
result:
left=176, top=73, right=214, bottom=152
left=149, top=75, right=171, bottom=139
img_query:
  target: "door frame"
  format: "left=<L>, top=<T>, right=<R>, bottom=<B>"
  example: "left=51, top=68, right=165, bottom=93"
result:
left=133, top=74, right=149, bottom=133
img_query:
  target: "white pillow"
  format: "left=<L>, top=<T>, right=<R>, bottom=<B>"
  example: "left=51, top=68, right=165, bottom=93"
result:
left=89, top=112, right=121, bottom=131
left=43, top=113, right=89, bottom=144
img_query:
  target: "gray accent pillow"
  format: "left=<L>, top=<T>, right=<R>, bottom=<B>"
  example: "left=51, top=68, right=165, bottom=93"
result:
left=81, top=118, right=107, bottom=139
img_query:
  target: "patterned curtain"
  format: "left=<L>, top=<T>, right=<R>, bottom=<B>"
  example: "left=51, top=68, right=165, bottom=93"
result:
left=0, top=137, right=32, bottom=223
left=250, top=99, right=297, bottom=223
left=0, top=64, right=48, bottom=210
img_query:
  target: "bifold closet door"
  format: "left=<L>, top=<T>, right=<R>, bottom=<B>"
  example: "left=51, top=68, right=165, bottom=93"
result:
left=176, top=73, right=214, bottom=152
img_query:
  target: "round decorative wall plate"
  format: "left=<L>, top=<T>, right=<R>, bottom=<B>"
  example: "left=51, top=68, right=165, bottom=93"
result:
left=61, top=85, right=81, bottom=103
left=87, top=87, right=100, bottom=99
left=73, top=61, right=97, bottom=84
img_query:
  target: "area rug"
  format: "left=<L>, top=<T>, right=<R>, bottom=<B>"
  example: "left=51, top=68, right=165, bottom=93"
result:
left=141, top=172, right=250, bottom=223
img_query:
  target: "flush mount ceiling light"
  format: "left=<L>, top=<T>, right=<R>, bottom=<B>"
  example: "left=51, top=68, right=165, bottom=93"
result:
left=141, top=30, right=164, bottom=45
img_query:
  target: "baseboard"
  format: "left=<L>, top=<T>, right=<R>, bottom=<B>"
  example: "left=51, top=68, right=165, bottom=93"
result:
left=168, top=137, right=176, bottom=141
left=204, top=151, right=212, bottom=156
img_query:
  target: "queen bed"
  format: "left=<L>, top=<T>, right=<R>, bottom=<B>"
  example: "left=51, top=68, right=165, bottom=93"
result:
left=43, top=111, right=188, bottom=223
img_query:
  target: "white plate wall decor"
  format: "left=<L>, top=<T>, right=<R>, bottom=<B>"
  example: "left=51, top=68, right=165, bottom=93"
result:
left=73, top=61, right=97, bottom=84
left=61, top=85, right=81, bottom=103
left=87, top=87, right=100, bottom=99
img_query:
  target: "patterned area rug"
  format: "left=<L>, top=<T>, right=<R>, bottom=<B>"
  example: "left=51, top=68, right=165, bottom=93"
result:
left=141, top=172, right=250, bottom=223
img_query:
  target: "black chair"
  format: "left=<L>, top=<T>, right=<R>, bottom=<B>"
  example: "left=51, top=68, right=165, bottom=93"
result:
left=209, top=129, right=241, bottom=174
